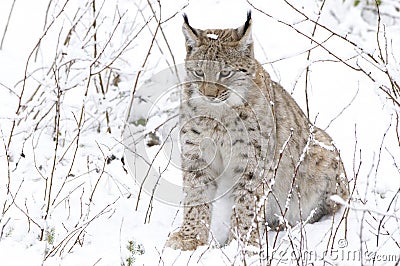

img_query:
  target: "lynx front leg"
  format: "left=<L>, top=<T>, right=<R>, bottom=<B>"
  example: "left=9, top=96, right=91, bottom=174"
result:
left=167, top=204, right=210, bottom=250
left=166, top=170, right=213, bottom=251
left=228, top=189, right=261, bottom=249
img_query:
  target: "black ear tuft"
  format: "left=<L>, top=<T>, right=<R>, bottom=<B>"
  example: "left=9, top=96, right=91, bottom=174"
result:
left=182, top=13, right=198, bottom=37
left=243, top=10, right=252, bottom=34
left=182, top=13, right=189, bottom=25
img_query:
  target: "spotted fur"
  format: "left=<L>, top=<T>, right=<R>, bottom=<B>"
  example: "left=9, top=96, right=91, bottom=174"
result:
left=166, top=12, right=349, bottom=251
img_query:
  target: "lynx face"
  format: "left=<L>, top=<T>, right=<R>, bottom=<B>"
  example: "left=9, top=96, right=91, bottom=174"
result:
left=182, top=13, right=256, bottom=107
left=185, top=60, right=244, bottom=105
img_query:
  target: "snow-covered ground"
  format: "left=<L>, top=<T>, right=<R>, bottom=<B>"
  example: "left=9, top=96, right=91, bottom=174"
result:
left=0, top=0, right=399, bottom=265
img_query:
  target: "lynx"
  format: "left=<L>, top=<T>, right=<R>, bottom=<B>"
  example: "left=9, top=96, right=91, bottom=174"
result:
left=166, top=12, right=349, bottom=251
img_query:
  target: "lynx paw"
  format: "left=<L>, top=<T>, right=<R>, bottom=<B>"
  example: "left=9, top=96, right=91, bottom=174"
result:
left=166, top=232, right=206, bottom=251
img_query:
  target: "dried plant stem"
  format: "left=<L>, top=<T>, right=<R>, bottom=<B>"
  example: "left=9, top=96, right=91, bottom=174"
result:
left=0, top=0, right=17, bottom=50
left=125, top=2, right=160, bottom=123
left=40, top=67, right=62, bottom=241
left=7, top=0, right=69, bottom=149
left=304, top=0, right=326, bottom=119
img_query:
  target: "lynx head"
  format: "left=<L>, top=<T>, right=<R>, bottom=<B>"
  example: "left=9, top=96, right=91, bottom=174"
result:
left=182, top=12, right=256, bottom=107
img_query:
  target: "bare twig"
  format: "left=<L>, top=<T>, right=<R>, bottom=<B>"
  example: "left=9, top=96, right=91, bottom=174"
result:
left=0, top=0, right=17, bottom=50
left=303, top=0, right=327, bottom=119
left=324, top=88, right=359, bottom=130
left=7, top=0, right=69, bottom=148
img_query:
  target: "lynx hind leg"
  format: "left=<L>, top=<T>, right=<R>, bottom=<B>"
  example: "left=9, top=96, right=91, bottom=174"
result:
left=307, top=186, right=347, bottom=225
left=303, top=139, right=350, bottom=223
left=314, top=171, right=349, bottom=221
left=311, top=129, right=350, bottom=198
left=265, top=155, right=349, bottom=228
left=166, top=204, right=210, bottom=251
left=306, top=199, right=336, bottom=224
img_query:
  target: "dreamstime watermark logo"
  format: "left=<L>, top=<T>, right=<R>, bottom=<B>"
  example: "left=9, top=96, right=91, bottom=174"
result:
left=122, top=61, right=273, bottom=206
left=276, top=238, right=399, bottom=264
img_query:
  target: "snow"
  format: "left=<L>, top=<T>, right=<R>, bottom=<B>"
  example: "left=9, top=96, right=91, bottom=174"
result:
left=0, top=0, right=400, bottom=265
left=207, top=33, right=219, bottom=40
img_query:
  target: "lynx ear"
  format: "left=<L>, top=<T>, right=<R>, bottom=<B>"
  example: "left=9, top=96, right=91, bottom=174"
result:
left=236, top=11, right=253, bottom=56
left=182, top=14, right=200, bottom=54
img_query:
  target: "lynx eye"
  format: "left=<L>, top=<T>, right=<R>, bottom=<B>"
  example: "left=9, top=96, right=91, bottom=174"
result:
left=219, top=70, right=232, bottom=78
left=193, top=70, right=204, bottom=78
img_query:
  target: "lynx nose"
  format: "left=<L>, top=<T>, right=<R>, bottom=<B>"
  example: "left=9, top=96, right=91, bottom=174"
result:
left=200, top=84, right=217, bottom=98
left=199, top=83, right=224, bottom=98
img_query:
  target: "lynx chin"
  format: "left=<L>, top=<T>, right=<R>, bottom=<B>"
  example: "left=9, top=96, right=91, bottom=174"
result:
left=166, top=11, right=349, bottom=251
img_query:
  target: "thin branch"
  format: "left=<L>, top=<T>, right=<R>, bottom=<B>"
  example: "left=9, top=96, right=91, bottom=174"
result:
left=0, top=0, right=17, bottom=50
